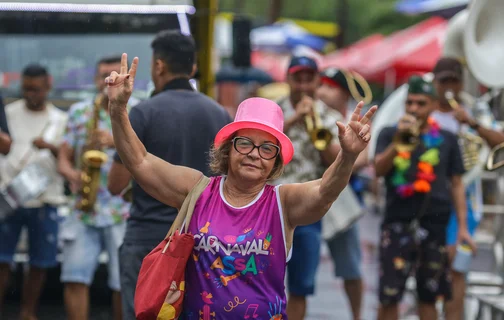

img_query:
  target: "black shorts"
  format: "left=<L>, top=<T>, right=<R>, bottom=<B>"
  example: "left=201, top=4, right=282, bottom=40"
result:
left=378, top=223, right=452, bottom=305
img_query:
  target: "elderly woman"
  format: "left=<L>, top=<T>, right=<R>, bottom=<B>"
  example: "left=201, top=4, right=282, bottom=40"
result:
left=106, top=54, right=376, bottom=319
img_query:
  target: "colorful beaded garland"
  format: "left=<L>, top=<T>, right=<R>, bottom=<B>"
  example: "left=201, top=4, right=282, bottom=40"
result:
left=392, top=117, right=444, bottom=198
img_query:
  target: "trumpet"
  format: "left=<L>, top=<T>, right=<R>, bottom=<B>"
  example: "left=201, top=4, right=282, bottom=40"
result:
left=393, top=116, right=422, bottom=152
left=304, top=105, right=333, bottom=151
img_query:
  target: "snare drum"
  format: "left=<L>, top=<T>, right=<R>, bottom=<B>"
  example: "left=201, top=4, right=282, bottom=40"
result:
left=0, top=162, right=52, bottom=221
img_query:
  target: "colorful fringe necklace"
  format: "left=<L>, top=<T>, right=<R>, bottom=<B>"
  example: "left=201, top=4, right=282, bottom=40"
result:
left=392, top=117, right=444, bottom=198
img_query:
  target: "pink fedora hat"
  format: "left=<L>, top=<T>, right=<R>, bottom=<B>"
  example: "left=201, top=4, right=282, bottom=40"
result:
left=214, top=97, right=294, bottom=164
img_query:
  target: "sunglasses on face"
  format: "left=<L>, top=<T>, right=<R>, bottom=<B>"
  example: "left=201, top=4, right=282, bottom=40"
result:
left=232, top=137, right=280, bottom=160
left=405, top=99, right=428, bottom=107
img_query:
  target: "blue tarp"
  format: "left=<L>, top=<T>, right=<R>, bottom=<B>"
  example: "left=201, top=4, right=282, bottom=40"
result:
left=250, top=22, right=329, bottom=53
left=396, top=0, right=468, bottom=17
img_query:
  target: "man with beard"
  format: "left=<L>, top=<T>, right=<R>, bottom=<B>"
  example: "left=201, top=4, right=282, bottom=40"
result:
left=374, top=76, right=474, bottom=320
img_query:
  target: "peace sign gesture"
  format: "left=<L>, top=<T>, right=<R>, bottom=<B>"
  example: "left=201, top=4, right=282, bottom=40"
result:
left=105, top=53, right=139, bottom=108
left=336, top=101, right=377, bottom=156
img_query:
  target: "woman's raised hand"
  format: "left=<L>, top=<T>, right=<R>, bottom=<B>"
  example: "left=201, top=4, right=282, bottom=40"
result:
left=105, top=53, right=139, bottom=108
left=336, top=101, right=378, bottom=156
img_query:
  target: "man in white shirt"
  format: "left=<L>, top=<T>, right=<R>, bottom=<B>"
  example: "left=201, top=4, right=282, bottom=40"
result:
left=0, top=64, right=68, bottom=320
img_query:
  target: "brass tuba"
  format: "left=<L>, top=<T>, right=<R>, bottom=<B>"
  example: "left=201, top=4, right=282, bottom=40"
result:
left=443, top=0, right=504, bottom=181
left=76, top=94, right=108, bottom=212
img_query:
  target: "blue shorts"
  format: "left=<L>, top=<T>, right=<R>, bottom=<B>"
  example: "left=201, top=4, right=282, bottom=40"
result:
left=60, top=215, right=125, bottom=291
left=0, top=205, right=59, bottom=268
left=446, top=204, right=480, bottom=246
left=287, top=221, right=321, bottom=296
left=326, top=223, right=362, bottom=280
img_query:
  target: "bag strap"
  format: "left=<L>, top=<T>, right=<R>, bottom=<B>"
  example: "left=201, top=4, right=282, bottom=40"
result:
left=165, top=175, right=211, bottom=239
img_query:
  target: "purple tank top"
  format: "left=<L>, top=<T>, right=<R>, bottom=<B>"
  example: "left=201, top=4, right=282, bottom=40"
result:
left=182, top=176, right=289, bottom=320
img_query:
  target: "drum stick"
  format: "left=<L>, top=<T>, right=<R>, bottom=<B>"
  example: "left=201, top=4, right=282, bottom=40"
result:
left=16, top=120, right=52, bottom=173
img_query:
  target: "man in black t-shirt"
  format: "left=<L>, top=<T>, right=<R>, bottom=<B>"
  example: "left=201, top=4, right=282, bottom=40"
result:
left=374, top=76, right=474, bottom=320
left=107, top=30, right=231, bottom=320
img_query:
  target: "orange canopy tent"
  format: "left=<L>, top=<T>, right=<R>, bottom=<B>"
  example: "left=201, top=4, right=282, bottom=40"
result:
left=357, top=16, right=448, bottom=86
left=319, top=34, right=385, bottom=71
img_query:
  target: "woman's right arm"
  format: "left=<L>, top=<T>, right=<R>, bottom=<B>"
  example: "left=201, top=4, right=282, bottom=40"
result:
left=108, top=56, right=201, bottom=209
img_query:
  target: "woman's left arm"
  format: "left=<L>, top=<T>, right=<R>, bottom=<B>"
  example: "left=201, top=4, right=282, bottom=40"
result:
left=280, top=102, right=377, bottom=227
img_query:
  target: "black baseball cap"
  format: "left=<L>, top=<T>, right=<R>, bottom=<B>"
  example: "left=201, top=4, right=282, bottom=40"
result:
left=433, top=57, right=463, bottom=81
left=287, top=56, right=318, bottom=74
left=320, top=67, right=365, bottom=97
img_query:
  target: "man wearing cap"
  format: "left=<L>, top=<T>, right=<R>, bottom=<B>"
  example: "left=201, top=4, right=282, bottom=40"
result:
left=431, top=57, right=504, bottom=320
left=275, top=56, right=335, bottom=320
left=315, top=67, right=372, bottom=320
left=374, top=76, right=473, bottom=320
left=276, top=57, right=367, bottom=320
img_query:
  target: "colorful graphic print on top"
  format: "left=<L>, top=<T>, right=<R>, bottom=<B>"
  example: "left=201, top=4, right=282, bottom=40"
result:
left=182, top=176, right=288, bottom=320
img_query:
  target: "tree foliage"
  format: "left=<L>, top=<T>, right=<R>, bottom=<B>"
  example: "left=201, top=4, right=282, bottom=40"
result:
left=218, top=0, right=429, bottom=45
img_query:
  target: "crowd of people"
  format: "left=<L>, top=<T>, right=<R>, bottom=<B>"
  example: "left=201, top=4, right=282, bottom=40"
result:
left=0, top=28, right=502, bottom=320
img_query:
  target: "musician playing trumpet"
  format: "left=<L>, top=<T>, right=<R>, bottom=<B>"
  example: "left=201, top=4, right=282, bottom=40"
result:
left=276, top=56, right=331, bottom=320
left=431, top=57, right=504, bottom=320
left=276, top=56, right=369, bottom=320
left=374, top=76, right=474, bottom=320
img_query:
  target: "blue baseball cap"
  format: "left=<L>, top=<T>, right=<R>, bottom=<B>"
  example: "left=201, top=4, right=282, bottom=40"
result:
left=287, top=56, right=318, bottom=74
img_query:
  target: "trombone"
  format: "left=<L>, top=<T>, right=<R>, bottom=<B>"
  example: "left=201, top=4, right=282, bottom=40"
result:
left=445, top=91, right=485, bottom=171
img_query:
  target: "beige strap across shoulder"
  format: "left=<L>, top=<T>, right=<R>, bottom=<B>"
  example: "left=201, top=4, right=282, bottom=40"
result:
left=165, top=175, right=211, bottom=239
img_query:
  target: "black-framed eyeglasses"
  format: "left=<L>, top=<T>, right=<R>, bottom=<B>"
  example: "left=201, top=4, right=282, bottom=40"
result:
left=232, top=137, right=280, bottom=160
